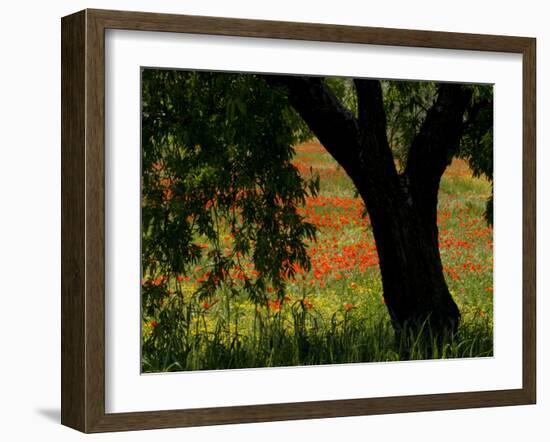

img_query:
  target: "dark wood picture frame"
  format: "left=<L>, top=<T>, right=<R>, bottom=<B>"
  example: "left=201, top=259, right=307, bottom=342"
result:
left=61, top=8, right=536, bottom=433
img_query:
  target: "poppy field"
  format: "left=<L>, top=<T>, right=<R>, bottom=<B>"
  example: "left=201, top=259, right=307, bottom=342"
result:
left=141, top=140, right=493, bottom=372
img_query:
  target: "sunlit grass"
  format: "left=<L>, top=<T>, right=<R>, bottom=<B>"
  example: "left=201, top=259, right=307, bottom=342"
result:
left=142, top=140, right=493, bottom=372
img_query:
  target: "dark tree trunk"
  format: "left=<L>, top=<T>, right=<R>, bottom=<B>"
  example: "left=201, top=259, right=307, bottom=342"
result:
left=265, top=75, right=471, bottom=337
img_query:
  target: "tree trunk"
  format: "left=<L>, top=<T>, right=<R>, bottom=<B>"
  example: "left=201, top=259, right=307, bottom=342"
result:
left=352, top=173, right=460, bottom=337
left=265, top=75, right=470, bottom=337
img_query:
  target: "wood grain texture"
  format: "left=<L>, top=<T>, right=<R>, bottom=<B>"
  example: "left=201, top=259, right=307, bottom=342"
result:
left=522, top=38, right=536, bottom=404
left=89, top=8, right=532, bottom=53
left=85, top=10, right=108, bottom=432
left=60, top=8, right=537, bottom=433
left=61, top=10, right=86, bottom=432
left=89, top=389, right=531, bottom=433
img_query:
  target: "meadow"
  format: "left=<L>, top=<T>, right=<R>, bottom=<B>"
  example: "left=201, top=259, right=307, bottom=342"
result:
left=141, top=140, right=493, bottom=372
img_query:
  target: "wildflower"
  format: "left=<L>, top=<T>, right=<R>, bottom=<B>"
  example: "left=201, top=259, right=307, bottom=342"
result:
left=150, top=320, right=158, bottom=328
left=303, top=298, right=314, bottom=310
left=343, top=302, right=354, bottom=312
left=267, top=299, right=281, bottom=312
left=202, top=302, right=211, bottom=310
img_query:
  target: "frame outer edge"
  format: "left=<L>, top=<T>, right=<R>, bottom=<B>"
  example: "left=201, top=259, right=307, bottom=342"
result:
left=84, top=9, right=108, bottom=432
left=60, top=8, right=537, bottom=433
left=522, top=37, right=536, bottom=404
left=61, top=10, right=87, bottom=432
left=86, top=8, right=532, bottom=52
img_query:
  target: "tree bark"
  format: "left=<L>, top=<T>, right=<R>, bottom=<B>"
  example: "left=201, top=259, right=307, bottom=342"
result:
left=266, top=76, right=470, bottom=337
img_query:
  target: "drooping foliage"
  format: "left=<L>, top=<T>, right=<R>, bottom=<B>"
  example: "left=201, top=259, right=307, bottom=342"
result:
left=141, top=69, right=319, bottom=306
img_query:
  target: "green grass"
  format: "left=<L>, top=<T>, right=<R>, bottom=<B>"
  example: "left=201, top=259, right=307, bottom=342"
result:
left=142, top=292, right=492, bottom=372
left=142, top=141, right=493, bottom=372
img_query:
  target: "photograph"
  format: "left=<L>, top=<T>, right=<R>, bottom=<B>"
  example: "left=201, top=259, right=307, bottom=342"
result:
left=140, top=69, right=494, bottom=373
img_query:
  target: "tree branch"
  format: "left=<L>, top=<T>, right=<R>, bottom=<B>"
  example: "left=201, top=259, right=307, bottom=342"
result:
left=353, top=79, right=395, bottom=173
left=406, top=84, right=471, bottom=182
left=354, top=79, right=388, bottom=140
left=264, top=75, right=362, bottom=176
left=463, top=97, right=491, bottom=131
left=404, top=83, right=472, bottom=231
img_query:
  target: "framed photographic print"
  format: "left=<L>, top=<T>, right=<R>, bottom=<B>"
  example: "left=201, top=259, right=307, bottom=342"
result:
left=61, top=8, right=536, bottom=433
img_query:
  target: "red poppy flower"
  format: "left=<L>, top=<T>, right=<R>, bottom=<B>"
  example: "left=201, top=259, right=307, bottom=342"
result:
left=267, top=299, right=281, bottom=312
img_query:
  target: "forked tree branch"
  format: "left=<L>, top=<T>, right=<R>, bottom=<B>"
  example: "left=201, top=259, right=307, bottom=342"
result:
left=404, top=83, right=472, bottom=230
left=264, top=75, right=362, bottom=177
left=353, top=78, right=396, bottom=175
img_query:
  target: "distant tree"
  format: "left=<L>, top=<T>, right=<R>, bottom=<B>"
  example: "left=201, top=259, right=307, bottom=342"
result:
left=141, top=69, right=492, bottom=338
